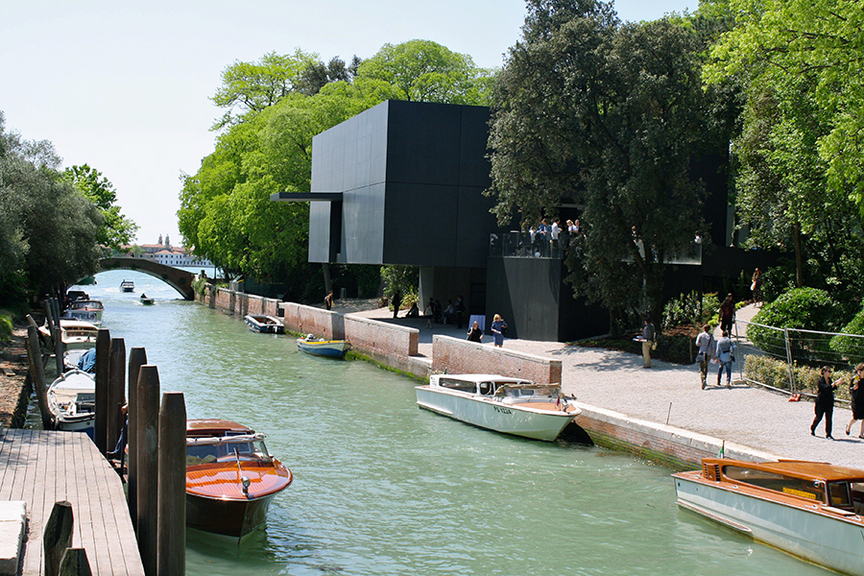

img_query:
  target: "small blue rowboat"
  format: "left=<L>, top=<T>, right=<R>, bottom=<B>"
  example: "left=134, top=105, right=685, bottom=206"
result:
left=296, top=335, right=351, bottom=359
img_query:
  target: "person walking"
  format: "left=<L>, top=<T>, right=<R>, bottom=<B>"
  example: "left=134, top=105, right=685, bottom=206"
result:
left=719, top=294, right=735, bottom=334
left=750, top=268, right=763, bottom=306
left=811, top=366, right=842, bottom=439
left=324, top=290, right=334, bottom=311
left=715, top=330, right=735, bottom=388
left=490, top=314, right=507, bottom=347
left=846, top=363, right=864, bottom=437
left=695, top=324, right=715, bottom=390
left=641, top=318, right=655, bottom=369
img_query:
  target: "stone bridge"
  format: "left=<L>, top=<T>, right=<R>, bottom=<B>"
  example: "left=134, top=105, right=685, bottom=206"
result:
left=99, top=257, right=196, bottom=300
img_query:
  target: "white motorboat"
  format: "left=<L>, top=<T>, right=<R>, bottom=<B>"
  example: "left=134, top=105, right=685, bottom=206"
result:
left=47, top=369, right=96, bottom=432
left=415, top=374, right=580, bottom=441
left=244, top=314, right=284, bottom=334
left=62, top=299, right=104, bottom=325
left=39, top=319, right=99, bottom=350
left=673, top=458, right=864, bottom=576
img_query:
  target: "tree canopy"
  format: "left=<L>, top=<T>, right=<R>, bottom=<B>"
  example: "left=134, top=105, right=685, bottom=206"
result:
left=63, top=164, right=138, bottom=250
left=488, top=0, right=714, bottom=325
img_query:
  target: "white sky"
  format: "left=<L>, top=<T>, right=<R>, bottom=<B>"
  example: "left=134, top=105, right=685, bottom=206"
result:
left=1, top=0, right=694, bottom=246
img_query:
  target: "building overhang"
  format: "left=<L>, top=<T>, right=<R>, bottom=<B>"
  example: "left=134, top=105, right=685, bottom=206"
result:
left=270, top=192, right=343, bottom=202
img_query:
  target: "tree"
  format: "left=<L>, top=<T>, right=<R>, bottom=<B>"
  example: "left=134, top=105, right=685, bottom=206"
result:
left=63, top=164, right=137, bottom=250
left=355, top=40, right=496, bottom=105
left=703, top=0, right=864, bottom=300
left=0, top=112, right=102, bottom=305
left=488, top=2, right=711, bottom=326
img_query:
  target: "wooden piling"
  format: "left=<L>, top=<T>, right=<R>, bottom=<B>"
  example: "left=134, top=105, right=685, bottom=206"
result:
left=136, top=365, right=160, bottom=576
left=25, top=325, right=53, bottom=430
left=58, top=548, right=92, bottom=576
left=44, top=501, right=74, bottom=576
left=157, top=392, right=186, bottom=576
left=53, top=325, right=65, bottom=376
left=108, top=338, right=127, bottom=452
left=94, top=328, right=111, bottom=453
left=44, top=299, right=56, bottom=337
left=127, top=346, right=147, bottom=532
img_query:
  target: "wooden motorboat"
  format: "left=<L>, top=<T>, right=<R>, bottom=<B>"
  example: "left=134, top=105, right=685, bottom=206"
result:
left=120, top=279, right=135, bottom=293
left=39, top=319, right=99, bottom=350
left=62, top=299, right=104, bottom=325
left=186, top=419, right=293, bottom=538
left=296, top=334, right=351, bottom=358
left=243, top=314, right=284, bottom=334
left=139, top=294, right=155, bottom=305
left=673, top=458, right=864, bottom=575
left=414, top=374, right=580, bottom=441
left=47, top=369, right=95, bottom=432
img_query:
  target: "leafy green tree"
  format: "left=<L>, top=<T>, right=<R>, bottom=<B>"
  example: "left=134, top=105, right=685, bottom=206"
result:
left=488, top=1, right=712, bottom=326
left=704, top=0, right=864, bottom=298
left=356, top=40, right=496, bottom=105
left=63, top=164, right=137, bottom=250
left=0, top=113, right=102, bottom=305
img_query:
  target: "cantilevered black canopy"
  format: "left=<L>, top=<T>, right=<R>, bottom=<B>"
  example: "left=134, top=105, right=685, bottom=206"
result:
left=270, top=192, right=343, bottom=202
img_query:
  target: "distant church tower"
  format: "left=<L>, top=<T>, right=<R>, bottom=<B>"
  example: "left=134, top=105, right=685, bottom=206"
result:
left=158, top=234, right=163, bottom=245
left=165, top=235, right=171, bottom=248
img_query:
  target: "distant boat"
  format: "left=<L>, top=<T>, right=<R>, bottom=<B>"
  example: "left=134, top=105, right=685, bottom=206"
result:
left=47, top=369, right=95, bottom=433
left=62, top=299, right=104, bottom=325
left=296, top=334, right=351, bottom=359
left=243, top=314, right=284, bottom=334
left=415, top=374, right=581, bottom=441
left=140, top=294, right=155, bottom=306
left=120, top=279, right=135, bottom=292
left=185, top=419, right=293, bottom=538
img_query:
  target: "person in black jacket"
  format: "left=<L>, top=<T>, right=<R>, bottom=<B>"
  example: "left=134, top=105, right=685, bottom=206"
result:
left=845, top=363, right=864, bottom=437
left=811, top=366, right=842, bottom=439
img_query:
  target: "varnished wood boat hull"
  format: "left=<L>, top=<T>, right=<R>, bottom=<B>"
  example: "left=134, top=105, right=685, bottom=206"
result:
left=185, top=492, right=276, bottom=538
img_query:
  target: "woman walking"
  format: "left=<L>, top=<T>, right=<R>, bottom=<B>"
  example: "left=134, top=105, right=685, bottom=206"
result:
left=846, top=363, right=864, bottom=437
left=811, top=366, right=842, bottom=439
left=490, top=314, right=507, bottom=348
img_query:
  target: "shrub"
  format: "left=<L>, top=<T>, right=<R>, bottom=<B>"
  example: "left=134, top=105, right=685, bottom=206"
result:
left=830, top=306, right=864, bottom=364
left=662, top=291, right=720, bottom=330
left=744, top=354, right=852, bottom=401
left=748, top=288, right=842, bottom=357
left=0, top=312, right=12, bottom=342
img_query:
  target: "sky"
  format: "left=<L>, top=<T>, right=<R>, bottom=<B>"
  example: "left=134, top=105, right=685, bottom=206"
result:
left=1, top=0, right=694, bottom=246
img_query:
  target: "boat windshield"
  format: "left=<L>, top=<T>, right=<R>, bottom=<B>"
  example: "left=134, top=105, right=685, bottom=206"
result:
left=723, top=465, right=826, bottom=502
left=495, top=384, right=559, bottom=399
left=186, top=436, right=271, bottom=466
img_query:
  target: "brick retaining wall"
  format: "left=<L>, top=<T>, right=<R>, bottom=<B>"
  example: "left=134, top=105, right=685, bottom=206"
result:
left=431, top=335, right=562, bottom=384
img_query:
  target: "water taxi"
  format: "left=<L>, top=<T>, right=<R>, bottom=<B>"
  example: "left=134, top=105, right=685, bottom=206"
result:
left=414, top=374, right=580, bottom=441
left=673, top=458, right=864, bottom=575
left=186, top=419, right=293, bottom=538
left=39, top=319, right=99, bottom=350
left=62, top=299, right=104, bottom=325
left=120, top=279, right=135, bottom=292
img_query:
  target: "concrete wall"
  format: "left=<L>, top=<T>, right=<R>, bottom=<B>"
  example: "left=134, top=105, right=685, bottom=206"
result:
left=431, top=335, right=562, bottom=384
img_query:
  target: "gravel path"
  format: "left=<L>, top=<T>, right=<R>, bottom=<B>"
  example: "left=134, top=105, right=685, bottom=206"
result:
left=347, top=302, right=864, bottom=469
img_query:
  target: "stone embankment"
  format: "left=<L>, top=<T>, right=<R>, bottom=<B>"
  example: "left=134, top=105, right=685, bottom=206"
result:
left=200, top=286, right=849, bottom=470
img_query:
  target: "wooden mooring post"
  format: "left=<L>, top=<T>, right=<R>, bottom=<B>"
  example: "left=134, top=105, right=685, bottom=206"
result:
left=53, top=325, right=64, bottom=376
left=44, top=501, right=74, bottom=576
left=94, top=328, right=111, bottom=453
left=25, top=324, right=53, bottom=430
left=157, top=392, right=186, bottom=576
left=127, top=346, right=147, bottom=532
left=108, top=338, right=127, bottom=452
left=136, top=365, right=160, bottom=576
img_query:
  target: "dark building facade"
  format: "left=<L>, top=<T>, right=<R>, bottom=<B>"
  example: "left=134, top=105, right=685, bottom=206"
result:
left=273, top=99, right=769, bottom=342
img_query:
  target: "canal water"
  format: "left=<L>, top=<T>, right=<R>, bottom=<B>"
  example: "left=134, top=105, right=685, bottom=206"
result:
left=65, top=271, right=831, bottom=575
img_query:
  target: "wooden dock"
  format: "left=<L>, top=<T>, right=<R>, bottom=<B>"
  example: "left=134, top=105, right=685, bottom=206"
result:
left=0, top=428, right=144, bottom=575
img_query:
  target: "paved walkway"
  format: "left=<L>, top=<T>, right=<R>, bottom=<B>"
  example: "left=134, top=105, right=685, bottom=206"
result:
left=346, top=303, right=864, bottom=469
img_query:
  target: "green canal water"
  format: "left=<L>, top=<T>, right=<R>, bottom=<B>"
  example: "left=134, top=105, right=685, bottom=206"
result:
left=65, top=271, right=832, bottom=575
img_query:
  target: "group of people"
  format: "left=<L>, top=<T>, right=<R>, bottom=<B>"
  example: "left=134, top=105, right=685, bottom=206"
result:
left=694, top=324, right=736, bottom=389
left=421, top=296, right=467, bottom=328
left=465, top=314, right=508, bottom=347
left=518, top=217, right=584, bottom=258
left=809, top=363, right=864, bottom=440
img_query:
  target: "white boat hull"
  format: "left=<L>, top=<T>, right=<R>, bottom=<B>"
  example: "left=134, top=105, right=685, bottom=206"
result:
left=415, top=386, right=578, bottom=441
left=47, top=369, right=96, bottom=433
left=674, top=474, right=864, bottom=576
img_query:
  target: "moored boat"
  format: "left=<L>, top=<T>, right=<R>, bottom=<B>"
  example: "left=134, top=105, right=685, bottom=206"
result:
left=244, top=314, right=284, bottom=334
left=415, top=374, right=580, bottom=441
left=62, top=299, right=104, bottom=325
left=186, top=419, right=293, bottom=538
left=47, top=369, right=96, bottom=433
left=39, top=319, right=99, bottom=350
left=120, top=279, right=135, bottom=292
left=296, top=334, right=351, bottom=358
left=673, top=458, right=864, bottom=576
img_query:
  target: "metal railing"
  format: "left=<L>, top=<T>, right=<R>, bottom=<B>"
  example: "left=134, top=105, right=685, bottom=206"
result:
left=489, top=232, right=702, bottom=264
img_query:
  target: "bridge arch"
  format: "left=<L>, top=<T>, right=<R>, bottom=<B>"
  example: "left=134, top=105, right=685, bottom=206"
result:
left=99, top=257, right=197, bottom=300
